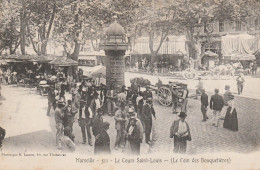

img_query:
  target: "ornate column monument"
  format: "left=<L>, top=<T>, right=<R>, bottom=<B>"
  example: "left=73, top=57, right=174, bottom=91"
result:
left=99, top=20, right=129, bottom=90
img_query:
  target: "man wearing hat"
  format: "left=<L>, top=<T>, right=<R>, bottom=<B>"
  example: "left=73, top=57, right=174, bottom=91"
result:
left=94, top=122, right=111, bottom=155
left=142, top=97, right=156, bottom=145
left=210, top=89, right=224, bottom=127
left=63, top=99, right=78, bottom=133
left=200, top=88, right=209, bottom=121
left=196, top=77, right=203, bottom=98
left=236, top=73, right=245, bottom=95
left=114, top=102, right=127, bottom=150
left=47, top=86, right=56, bottom=116
left=170, top=112, right=191, bottom=153
left=143, top=86, right=153, bottom=101
left=125, top=100, right=135, bottom=113
left=78, top=100, right=92, bottom=146
left=117, top=88, right=127, bottom=104
left=89, top=91, right=101, bottom=118
left=55, top=100, right=65, bottom=149
left=170, top=84, right=179, bottom=113
left=126, top=108, right=143, bottom=147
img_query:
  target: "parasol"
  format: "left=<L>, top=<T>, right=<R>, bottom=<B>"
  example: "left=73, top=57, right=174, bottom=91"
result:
left=49, top=57, right=78, bottom=66
left=89, top=65, right=106, bottom=78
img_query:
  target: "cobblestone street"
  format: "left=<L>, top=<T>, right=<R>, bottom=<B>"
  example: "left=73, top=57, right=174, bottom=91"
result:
left=150, top=91, right=260, bottom=154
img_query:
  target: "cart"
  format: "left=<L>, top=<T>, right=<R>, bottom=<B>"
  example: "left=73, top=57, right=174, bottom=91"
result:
left=37, top=80, right=50, bottom=96
left=157, top=81, right=188, bottom=107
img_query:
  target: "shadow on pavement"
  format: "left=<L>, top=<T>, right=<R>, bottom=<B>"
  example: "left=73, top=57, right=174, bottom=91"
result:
left=2, top=130, right=55, bottom=152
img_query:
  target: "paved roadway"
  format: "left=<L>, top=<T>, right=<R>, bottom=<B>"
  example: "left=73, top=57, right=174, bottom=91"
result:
left=1, top=69, right=260, bottom=154
left=0, top=85, right=149, bottom=154
left=149, top=91, right=260, bottom=154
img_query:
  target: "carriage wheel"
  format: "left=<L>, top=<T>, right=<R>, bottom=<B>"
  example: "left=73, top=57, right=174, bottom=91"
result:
left=158, top=86, right=172, bottom=106
left=182, top=68, right=197, bottom=80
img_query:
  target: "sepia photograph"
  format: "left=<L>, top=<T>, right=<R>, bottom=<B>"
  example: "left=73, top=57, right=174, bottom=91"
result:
left=0, top=0, right=260, bottom=169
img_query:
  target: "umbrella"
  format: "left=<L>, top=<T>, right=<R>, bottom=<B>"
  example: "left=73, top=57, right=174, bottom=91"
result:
left=89, top=65, right=106, bottom=78
left=49, top=57, right=78, bottom=66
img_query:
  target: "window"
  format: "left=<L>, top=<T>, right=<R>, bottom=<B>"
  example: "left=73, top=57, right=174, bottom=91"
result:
left=235, top=21, right=241, bottom=31
left=219, top=20, right=224, bottom=32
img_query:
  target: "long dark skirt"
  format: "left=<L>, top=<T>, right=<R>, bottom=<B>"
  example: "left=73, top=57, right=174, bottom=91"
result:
left=223, top=107, right=238, bottom=131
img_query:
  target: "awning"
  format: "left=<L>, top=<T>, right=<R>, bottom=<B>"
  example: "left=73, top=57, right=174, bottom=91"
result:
left=223, top=53, right=255, bottom=60
left=49, top=57, right=78, bottom=66
left=221, top=34, right=258, bottom=60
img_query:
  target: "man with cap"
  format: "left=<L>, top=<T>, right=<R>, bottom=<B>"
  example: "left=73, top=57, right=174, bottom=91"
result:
left=222, top=85, right=232, bottom=119
left=78, top=100, right=92, bottom=146
left=200, top=88, right=209, bottom=121
left=210, top=89, right=224, bottom=127
left=94, top=122, right=111, bottom=155
left=170, top=112, right=191, bottom=153
left=63, top=99, right=78, bottom=133
left=114, top=102, right=127, bottom=150
left=47, top=86, right=56, bottom=116
left=142, top=97, right=156, bottom=145
left=55, top=100, right=65, bottom=149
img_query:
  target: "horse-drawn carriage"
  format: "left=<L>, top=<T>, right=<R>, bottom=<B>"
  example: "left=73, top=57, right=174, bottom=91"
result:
left=36, top=80, right=50, bottom=96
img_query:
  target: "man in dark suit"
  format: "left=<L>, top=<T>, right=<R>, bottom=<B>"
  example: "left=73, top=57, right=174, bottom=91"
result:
left=78, top=100, right=92, bottom=146
left=143, top=86, right=153, bottom=101
left=142, top=97, right=156, bottom=145
left=170, top=112, right=191, bottom=153
left=210, top=89, right=224, bottom=127
left=200, top=88, right=209, bottom=121
left=47, top=86, right=56, bottom=116
left=94, top=122, right=111, bottom=155
left=63, top=99, right=77, bottom=132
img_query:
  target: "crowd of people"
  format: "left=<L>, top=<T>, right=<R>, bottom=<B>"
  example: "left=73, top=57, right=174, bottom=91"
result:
left=46, top=74, right=157, bottom=155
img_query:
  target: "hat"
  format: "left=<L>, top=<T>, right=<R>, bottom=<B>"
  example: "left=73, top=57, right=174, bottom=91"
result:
left=179, top=112, right=187, bottom=118
left=120, top=102, right=125, bottom=108
left=57, top=100, right=65, bottom=105
left=67, top=99, right=72, bottom=103
left=128, top=100, right=133, bottom=104
left=93, top=91, right=99, bottom=96
left=225, top=85, right=230, bottom=90
left=147, top=97, right=153, bottom=103
left=103, top=122, right=110, bottom=128
left=80, top=99, right=86, bottom=103
left=128, top=107, right=135, bottom=113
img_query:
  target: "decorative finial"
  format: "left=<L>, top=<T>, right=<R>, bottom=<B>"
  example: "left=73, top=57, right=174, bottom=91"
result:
left=113, top=15, right=118, bottom=22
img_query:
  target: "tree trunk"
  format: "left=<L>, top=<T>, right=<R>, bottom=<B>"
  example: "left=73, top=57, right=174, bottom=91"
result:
left=20, top=9, right=26, bottom=55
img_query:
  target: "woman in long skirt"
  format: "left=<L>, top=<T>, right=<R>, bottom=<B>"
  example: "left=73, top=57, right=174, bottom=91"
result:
left=223, top=95, right=238, bottom=131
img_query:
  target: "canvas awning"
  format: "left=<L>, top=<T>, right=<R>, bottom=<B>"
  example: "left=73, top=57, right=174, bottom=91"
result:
left=222, top=34, right=258, bottom=60
left=132, top=35, right=187, bottom=55
left=49, top=57, right=78, bottom=66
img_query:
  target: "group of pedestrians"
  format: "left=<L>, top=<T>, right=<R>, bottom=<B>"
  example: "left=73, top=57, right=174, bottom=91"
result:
left=200, top=85, right=238, bottom=131
left=46, top=76, right=157, bottom=155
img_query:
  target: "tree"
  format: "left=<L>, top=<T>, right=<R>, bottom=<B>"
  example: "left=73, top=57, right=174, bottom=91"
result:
left=0, top=0, right=21, bottom=54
